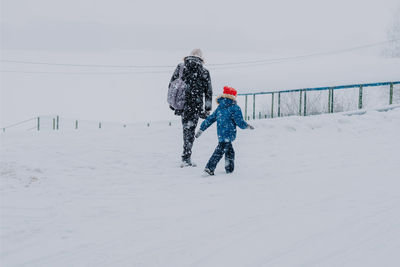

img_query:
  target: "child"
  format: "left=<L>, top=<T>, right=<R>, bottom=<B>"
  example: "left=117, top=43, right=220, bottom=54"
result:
left=195, top=86, right=254, bottom=175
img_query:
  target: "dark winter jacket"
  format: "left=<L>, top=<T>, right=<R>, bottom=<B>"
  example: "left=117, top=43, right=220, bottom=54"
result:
left=169, top=56, right=212, bottom=117
left=200, top=97, right=248, bottom=142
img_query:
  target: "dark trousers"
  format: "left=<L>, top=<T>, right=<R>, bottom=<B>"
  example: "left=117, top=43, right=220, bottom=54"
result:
left=206, top=142, right=235, bottom=173
left=181, top=114, right=199, bottom=161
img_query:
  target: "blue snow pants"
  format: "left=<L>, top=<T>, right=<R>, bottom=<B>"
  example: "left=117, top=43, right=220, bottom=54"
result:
left=205, top=142, right=235, bottom=173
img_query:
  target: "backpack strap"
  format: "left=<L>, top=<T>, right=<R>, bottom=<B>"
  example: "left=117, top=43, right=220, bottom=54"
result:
left=178, top=63, right=184, bottom=78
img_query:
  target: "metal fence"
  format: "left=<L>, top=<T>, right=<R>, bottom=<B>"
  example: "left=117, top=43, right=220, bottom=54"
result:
left=2, top=81, right=399, bottom=132
left=238, top=81, right=400, bottom=120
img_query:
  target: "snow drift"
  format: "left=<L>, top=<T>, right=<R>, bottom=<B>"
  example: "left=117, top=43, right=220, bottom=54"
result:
left=1, top=107, right=400, bottom=267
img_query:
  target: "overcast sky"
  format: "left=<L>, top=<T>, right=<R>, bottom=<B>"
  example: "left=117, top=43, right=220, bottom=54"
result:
left=2, top=0, right=399, bottom=53
left=1, top=0, right=400, bottom=127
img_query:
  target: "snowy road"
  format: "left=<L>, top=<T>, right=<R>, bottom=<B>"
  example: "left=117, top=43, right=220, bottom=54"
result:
left=1, top=108, right=400, bottom=266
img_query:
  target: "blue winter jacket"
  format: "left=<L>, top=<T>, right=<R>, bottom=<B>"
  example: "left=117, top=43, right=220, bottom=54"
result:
left=200, top=97, right=248, bottom=142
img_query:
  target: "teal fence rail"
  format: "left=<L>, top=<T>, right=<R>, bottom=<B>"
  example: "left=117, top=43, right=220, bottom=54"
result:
left=238, top=81, right=400, bottom=120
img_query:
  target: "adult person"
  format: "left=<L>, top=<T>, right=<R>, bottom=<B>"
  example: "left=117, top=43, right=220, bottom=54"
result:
left=169, top=49, right=213, bottom=166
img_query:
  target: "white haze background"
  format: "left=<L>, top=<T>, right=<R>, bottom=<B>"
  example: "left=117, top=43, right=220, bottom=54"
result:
left=1, top=0, right=400, bottom=126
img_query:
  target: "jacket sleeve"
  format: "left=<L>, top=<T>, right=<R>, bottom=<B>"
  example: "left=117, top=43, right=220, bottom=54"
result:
left=168, top=64, right=181, bottom=88
left=232, top=105, right=248, bottom=129
left=204, top=70, right=213, bottom=111
left=200, top=109, right=217, bottom=131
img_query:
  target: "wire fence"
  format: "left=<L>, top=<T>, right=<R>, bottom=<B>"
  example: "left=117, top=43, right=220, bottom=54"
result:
left=1, top=39, right=399, bottom=75
left=1, top=115, right=177, bottom=133
left=237, top=81, right=400, bottom=120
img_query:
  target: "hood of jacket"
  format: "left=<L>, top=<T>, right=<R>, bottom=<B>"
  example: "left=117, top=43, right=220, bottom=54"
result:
left=184, top=56, right=203, bottom=66
left=217, top=96, right=236, bottom=107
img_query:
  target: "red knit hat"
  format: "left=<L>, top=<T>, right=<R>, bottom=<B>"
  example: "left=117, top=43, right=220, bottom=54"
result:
left=223, top=86, right=237, bottom=98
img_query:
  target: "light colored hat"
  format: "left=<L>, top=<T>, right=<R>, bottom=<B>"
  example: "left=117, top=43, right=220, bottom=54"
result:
left=189, top=48, right=204, bottom=61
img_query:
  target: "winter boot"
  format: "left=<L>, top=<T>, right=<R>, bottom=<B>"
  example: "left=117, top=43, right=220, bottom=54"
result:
left=180, top=159, right=197, bottom=168
left=204, top=168, right=214, bottom=176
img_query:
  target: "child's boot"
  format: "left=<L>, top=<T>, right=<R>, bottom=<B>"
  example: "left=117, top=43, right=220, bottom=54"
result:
left=204, top=168, right=215, bottom=176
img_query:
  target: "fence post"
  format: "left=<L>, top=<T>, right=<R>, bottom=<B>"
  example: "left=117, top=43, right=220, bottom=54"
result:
left=259, top=112, right=261, bottom=119
left=75, top=120, right=78, bottom=129
left=37, top=117, right=40, bottom=131
left=253, top=94, right=256, bottom=120
left=56, top=116, right=59, bottom=130
left=245, top=95, right=248, bottom=121
left=299, top=90, right=303, bottom=115
left=331, top=89, right=334, bottom=113
left=99, top=122, right=102, bottom=129
left=389, top=82, right=393, bottom=105
left=278, top=92, right=281, bottom=117
left=328, top=89, right=331, bottom=113
left=303, top=91, right=307, bottom=116
left=271, top=93, right=274, bottom=118
left=53, top=118, right=55, bottom=130
left=358, top=85, right=363, bottom=109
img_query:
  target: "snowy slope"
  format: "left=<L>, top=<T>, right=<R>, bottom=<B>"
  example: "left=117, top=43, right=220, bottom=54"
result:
left=1, top=107, right=400, bottom=267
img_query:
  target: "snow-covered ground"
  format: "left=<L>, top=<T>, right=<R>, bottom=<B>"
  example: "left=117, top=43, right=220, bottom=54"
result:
left=1, top=106, right=400, bottom=267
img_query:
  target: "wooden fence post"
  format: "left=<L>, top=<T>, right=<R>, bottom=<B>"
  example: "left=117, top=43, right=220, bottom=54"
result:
left=389, top=83, right=393, bottom=105
left=358, top=85, right=363, bottom=109
left=303, top=91, right=307, bottom=116
left=328, top=89, right=332, bottom=113
left=37, top=117, right=40, bottom=131
left=75, top=120, right=78, bottom=129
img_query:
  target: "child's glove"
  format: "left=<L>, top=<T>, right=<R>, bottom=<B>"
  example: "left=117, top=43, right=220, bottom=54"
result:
left=247, top=124, right=255, bottom=130
left=199, top=110, right=210, bottom=119
left=195, top=130, right=203, bottom=138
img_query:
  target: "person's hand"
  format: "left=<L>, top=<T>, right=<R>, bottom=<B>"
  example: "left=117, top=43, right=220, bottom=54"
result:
left=195, top=130, right=203, bottom=138
left=199, top=110, right=210, bottom=119
left=174, top=109, right=183, bottom=116
left=247, top=124, right=255, bottom=130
